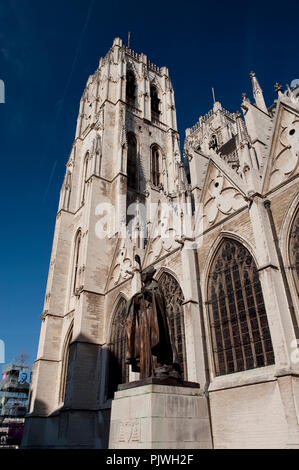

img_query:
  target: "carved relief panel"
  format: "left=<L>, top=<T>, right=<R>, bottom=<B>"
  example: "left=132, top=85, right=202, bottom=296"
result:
left=202, top=164, right=245, bottom=229
left=268, top=107, right=299, bottom=189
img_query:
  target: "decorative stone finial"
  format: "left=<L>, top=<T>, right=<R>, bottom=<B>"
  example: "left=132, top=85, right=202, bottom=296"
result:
left=213, top=101, right=222, bottom=112
left=274, top=82, right=283, bottom=94
left=249, top=70, right=268, bottom=113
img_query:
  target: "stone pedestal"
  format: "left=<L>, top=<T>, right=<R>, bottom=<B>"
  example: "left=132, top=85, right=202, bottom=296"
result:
left=108, top=382, right=212, bottom=449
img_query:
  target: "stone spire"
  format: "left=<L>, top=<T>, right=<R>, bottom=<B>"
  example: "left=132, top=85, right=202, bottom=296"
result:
left=250, top=71, right=268, bottom=114
left=274, top=82, right=283, bottom=98
left=235, top=112, right=260, bottom=192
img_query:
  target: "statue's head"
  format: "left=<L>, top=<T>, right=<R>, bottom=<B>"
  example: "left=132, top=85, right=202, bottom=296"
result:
left=141, top=265, right=156, bottom=283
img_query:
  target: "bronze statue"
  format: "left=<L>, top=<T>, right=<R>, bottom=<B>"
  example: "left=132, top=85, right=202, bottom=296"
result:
left=125, top=261, right=181, bottom=380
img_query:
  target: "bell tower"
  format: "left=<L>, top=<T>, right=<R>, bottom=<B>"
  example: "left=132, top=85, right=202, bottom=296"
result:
left=22, top=37, right=186, bottom=449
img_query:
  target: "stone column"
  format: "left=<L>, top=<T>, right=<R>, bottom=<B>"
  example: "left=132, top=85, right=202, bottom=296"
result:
left=249, top=196, right=299, bottom=373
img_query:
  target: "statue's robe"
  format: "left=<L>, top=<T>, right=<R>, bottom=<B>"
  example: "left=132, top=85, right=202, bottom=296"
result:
left=126, top=281, right=178, bottom=379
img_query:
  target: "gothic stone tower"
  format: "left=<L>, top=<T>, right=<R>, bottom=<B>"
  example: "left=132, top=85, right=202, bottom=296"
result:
left=22, top=38, right=198, bottom=449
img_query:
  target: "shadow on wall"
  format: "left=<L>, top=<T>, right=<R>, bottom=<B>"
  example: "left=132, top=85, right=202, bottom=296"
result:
left=20, top=335, right=121, bottom=449
left=21, top=394, right=112, bottom=449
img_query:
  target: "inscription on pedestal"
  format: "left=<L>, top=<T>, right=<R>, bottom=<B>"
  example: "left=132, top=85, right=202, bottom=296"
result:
left=118, top=419, right=140, bottom=443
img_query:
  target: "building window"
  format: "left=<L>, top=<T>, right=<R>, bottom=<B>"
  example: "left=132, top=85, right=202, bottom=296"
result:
left=158, top=272, right=187, bottom=379
left=289, top=208, right=299, bottom=298
left=151, top=146, right=160, bottom=187
left=127, top=133, right=138, bottom=190
left=207, top=238, right=275, bottom=376
left=126, top=70, right=136, bottom=107
left=150, top=85, right=160, bottom=120
left=108, top=298, right=129, bottom=398
left=81, top=153, right=89, bottom=203
left=59, top=324, right=73, bottom=404
left=72, top=230, right=81, bottom=295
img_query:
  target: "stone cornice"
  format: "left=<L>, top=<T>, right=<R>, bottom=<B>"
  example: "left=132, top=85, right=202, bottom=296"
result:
left=80, top=288, right=105, bottom=297
left=257, top=263, right=279, bottom=272
left=56, top=172, right=127, bottom=218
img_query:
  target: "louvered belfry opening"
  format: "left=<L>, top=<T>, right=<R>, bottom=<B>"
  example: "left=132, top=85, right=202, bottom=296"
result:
left=207, top=239, right=275, bottom=376
left=108, top=298, right=129, bottom=397
left=150, top=85, right=160, bottom=120
left=127, top=133, right=138, bottom=190
left=126, top=70, right=136, bottom=107
left=158, top=272, right=187, bottom=380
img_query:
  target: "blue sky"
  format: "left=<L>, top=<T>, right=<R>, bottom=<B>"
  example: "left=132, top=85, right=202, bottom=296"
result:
left=0, top=0, right=298, bottom=366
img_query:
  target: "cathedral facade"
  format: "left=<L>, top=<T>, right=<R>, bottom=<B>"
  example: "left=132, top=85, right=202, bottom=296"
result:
left=22, top=38, right=299, bottom=449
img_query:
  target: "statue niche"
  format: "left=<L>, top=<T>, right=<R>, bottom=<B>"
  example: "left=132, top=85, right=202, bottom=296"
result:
left=125, top=260, right=181, bottom=381
left=209, top=134, right=218, bottom=150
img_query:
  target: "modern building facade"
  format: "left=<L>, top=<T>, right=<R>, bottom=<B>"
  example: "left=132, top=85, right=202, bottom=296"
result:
left=22, top=38, right=299, bottom=448
left=1, top=362, right=31, bottom=446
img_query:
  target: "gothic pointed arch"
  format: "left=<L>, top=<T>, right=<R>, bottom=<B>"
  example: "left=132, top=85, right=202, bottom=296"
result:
left=151, top=144, right=161, bottom=187
left=91, top=133, right=102, bottom=176
left=107, top=297, right=129, bottom=398
left=289, top=207, right=299, bottom=299
left=207, top=238, right=275, bottom=376
left=126, top=69, right=136, bottom=107
left=150, top=84, right=160, bottom=120
left=59, top=321, right=73, bottom=404
left=127, top=132, right=138, bottom=190
left=157, top=271, right=187, bottom=379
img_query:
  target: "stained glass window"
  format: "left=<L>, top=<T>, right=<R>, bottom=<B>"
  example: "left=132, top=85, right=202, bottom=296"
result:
left=158, top=272, right=187, bottom=379
left=108, top=298, right=129, bottom=397
left=207, top=239, right=275, bottom=376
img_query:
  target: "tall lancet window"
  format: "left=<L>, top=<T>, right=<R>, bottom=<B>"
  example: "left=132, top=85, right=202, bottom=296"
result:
left=59, top=323, right=73, bottom=404
left=289, top=208, right=299, bottom=298
left=127, top=133, right=138, bottom=190
left=72, top=230, right=82, bottom=295
left=158, top=272, right=187, bottom=379
left=207, top=239, right=275, bottom=376
left=81, top=152, right=89, bottom=204
left=150, top=85, right=160, bottom=120
left=151, top=145, right=160, bottom=187
left=108, top=298, right=129, bottom=398
left=126, top=70, right=136, bottom=107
